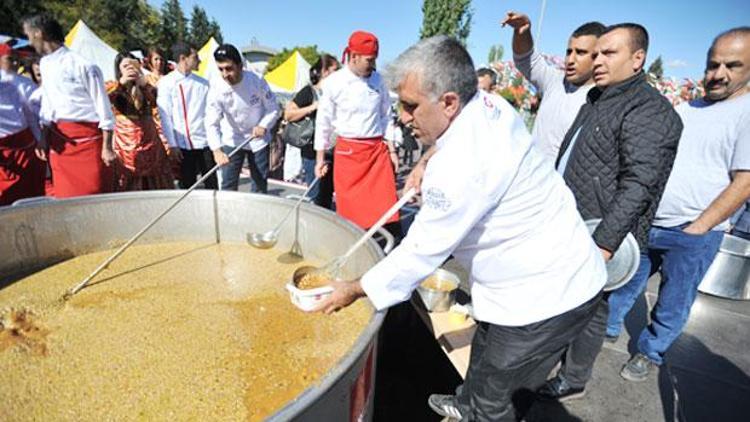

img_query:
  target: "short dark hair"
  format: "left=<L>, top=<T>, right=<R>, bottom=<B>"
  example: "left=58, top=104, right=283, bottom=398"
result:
left=309, top=54, right=339, bottom=85
left=171, top=42, right=195, bottom=62
left=22, top=14, right=65, bottom=44
left=214, top=43, right=243, bottom=66
left=604, top=23, right=649, bottom=53
left=572, top=22, right=606, bottom=38
left=476, top=67, right=497, bottom=86
left=709, top=26, right=750, bottom=57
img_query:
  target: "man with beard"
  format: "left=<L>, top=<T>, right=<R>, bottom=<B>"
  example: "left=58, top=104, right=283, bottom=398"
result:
left=606, top=27, right=750, bottom=382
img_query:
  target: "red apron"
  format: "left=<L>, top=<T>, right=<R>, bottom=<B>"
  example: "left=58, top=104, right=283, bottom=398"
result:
left=0, top=128, right=45, bottom=206
left=334, top=136, right=398, bottom=228
left=48, top=121, right=113, bottom=198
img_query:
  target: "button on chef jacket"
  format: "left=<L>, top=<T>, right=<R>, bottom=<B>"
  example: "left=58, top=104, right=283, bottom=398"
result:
left=206, top=70, right=281, bottom=153
left=38, top=46, right=114, bottom=131
left=157, top=69, right=210, bottom=150
left=314, top=66, right=391, bottom=150
left=360, top=92, right=607, bottom=327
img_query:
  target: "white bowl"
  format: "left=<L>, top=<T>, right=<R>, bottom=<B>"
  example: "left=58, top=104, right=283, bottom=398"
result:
left=286, top=283, right=334, bottom=311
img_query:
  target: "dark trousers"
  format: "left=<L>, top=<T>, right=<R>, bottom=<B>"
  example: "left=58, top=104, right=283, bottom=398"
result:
left=178, top=147, right=217, bottom=190
left=559, top=295, right=609, bottom=388
left=315, top=152, right=335, bottom=209
left=455, top=292, right=602, bottom=421
left=220, top=145, right=268, bottom=193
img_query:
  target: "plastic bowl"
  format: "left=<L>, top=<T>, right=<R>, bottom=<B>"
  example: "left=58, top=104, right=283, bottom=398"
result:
left=286, top=283, right=334, bottom=312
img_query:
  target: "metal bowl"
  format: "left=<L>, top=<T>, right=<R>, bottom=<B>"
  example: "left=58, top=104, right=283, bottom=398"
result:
left=585, top=219, right=641, bottom=291
left=417, top=268, right=459, bottom=312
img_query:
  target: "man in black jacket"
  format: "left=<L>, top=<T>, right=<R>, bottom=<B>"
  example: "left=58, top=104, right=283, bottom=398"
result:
left=537, top=23, right=683, bottom=401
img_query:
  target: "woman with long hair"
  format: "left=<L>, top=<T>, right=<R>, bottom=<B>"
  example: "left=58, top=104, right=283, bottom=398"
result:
left=283, top=54, right=339, bottom=208
left=143, top=47, right=168, bottom=86
left=107, top=52, right=173, bottom=191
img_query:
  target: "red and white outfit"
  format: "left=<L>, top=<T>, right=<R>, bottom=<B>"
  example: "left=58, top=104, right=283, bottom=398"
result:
left=0, top=81, right=45, bottom=205
left=314, top=32, right=397, bottom=229
left=156, top=69, right=209, bottom=151
left=39, top=46, right=115, bottom=197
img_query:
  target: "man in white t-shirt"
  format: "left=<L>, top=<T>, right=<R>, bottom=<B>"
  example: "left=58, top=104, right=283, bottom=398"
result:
left=607, top=27, right=750, bottom=382
left=502, top=12, right=605, bottom=162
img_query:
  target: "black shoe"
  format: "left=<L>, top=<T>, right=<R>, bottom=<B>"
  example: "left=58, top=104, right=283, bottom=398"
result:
left=604, top=334, right=619, bottom=343
left=620, top=353, right=654, bottom=382
left=428, top=394, right=463, bottom=419
left=536, top=375, right=586, bottom=402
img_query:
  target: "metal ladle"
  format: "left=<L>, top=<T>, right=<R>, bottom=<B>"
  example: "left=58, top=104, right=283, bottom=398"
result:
left=293, top=187, right=416, bottom=284
left=247, top=177, right=320, bottom=249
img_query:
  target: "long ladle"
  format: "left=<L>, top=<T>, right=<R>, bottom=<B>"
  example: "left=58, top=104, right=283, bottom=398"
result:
left=247, top=177, right=320, bottom=249
left=64, top=137, right=258, bottom=299
left=293, top=187, right=416, bottom=284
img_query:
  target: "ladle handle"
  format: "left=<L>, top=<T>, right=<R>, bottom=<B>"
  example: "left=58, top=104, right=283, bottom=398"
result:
left=340, top=188, right=416, bottom=261
left=66, top=137, right=258, bottom=298
left=273, top=177, right=320, bottom=234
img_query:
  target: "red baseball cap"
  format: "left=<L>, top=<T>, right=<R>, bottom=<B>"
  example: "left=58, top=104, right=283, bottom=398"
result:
left=342, top=31, right=379, bottom=63
left=0, top=44, right=12, bottom=57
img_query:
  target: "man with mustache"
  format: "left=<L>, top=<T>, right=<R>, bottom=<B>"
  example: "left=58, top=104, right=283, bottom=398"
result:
left=537, top=23, right=683, bottom=401
left=607, top=26, right=750, bottom=382
left=503, top=11, right=605, bottom=162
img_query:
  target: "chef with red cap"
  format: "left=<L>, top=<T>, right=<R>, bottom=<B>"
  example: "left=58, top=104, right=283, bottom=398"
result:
left=314, top=30, right=400, bottom=232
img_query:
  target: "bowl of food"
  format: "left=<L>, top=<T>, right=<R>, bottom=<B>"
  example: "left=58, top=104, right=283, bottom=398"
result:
left=417, top=268, right=460, bottom=312
left=287, top=266, right=334, bottom=311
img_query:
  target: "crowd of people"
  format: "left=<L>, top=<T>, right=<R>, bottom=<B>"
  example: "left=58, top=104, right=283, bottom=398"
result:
left=1, top=11, right=749, bottom=422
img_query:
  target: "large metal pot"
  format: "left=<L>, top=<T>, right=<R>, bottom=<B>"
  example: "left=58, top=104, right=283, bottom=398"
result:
left=698, top=233, right=750, bottom=300
left=0, top=191, right=386, bottom=421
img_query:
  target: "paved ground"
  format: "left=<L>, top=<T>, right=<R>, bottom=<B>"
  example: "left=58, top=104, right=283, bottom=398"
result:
left=257, top=175, right=750, bottom=421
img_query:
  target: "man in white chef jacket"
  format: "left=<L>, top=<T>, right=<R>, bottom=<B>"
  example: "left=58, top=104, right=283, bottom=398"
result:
left=206, top=43, right=280, bottom=193
left=311, top=36, right=607, bottom=421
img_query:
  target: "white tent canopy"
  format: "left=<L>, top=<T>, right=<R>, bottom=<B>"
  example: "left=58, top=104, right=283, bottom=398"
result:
left=65, top=20, right=118, bottom=81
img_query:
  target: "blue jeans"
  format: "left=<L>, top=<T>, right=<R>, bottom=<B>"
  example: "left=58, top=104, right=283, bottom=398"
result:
left=606, top=224, right=723, bottom=365
left=301, top=157, right=319, bottom=201
left=220, top=145, right=268, bottom=193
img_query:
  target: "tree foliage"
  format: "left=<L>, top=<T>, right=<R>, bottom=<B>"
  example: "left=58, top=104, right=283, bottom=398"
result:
left=648, top=55, right=664, bottom=80
left=266, top=45, right=323, bottom=73
left=188, top=5, right=211, bottom=46
left=487, top=44, right=504, bottom=64
left=419, top=0, right=473, bottom=45
left=1, top=0, right=223, bottom=55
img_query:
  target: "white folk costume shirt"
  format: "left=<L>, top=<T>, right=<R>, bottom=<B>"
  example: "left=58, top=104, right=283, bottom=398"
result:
left=38, top=46, right=114, bottom=131
left=206, top=70, right=280, bottom=153
left=157, top=69, right=210, bottom=150
left=0, top=81, right=41, bottom=141
left=314, top=66, right=390, bottom=150
left=360, top=92, right=607, bottom=327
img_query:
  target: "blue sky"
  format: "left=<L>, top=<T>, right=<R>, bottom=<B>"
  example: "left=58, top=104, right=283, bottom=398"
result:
left=151, top=0, right=750, bottom=79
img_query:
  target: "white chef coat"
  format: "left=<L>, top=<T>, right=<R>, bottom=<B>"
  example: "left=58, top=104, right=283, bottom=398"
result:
left=38, top=46, right=114, bottom=131
left=360, top=91, right=606, bottom=327
left=314, top=66, right=390, bottom=150
left=0, top=70, right=36, bottom=104
left=0, top=81, right=41, bottom=141
left=206, top=70, right=280, bottom=153
left=157, top=69, right=210, bottom=150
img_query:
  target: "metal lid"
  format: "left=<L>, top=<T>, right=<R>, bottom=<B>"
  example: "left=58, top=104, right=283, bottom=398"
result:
left=586, top=219, right=641, bottom=291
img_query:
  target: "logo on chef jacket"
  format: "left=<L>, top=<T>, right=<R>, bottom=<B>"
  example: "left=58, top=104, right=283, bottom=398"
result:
left=248, top=94, right=261, bottom=106
left=482, top=94, right=502, bottom=119
left=424, top=187, right=452, bottom=212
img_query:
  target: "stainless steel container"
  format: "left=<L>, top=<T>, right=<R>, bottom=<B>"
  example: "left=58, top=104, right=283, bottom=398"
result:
left=0, top=191, right=386, bottom=421
left=417, top=268, right=459, bottom=312
left=699, top=233, right=750, bottom=301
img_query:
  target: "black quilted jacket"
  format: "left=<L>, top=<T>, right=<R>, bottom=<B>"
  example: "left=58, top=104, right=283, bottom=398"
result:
left=555, top=72, right=683, bottom=252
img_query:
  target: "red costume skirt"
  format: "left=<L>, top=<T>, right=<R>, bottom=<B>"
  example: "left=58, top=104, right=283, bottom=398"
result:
left=112, top=114, right=173, bottom=191
left=333, top=136, right=398, bottom=229
left=0, top=128, right=45, bottom=206
left=48, top=121, right=113, bottom=198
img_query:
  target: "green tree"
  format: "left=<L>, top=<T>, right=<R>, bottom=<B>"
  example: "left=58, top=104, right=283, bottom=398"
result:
left=487, top=44, right=504, bottom=63
left=0, top=0, right=46, bottom=37
left=648, top=55, right=664, bottom=80
left=419, top=0, right=473, bottom=45
left=188, top=5, right=211, bottom=46
left=209, top=19, right=223, bottom=44
left=266, top=45, right=322, bottom=73
left=159, top=0, right=188, bottom=56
